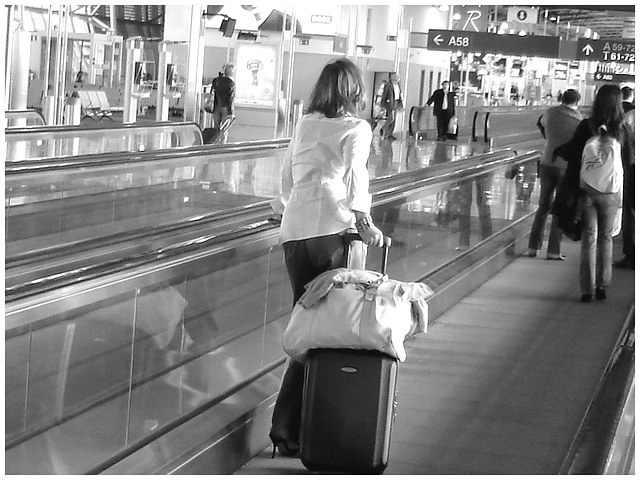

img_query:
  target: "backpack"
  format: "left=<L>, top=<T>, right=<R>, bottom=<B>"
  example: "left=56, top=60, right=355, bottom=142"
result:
left=579, top=124, right=623, bottom=194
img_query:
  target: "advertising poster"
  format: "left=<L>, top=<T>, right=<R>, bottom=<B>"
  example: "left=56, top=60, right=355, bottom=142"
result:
left=235, top=43, right=277, bottom=107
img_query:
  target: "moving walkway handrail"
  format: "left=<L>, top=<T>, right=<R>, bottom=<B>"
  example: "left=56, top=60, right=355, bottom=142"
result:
left=5, top=138, right=292, bottom=174
left=471, top=107, right=551, bottom=145
left=5, top=120, right=200, bottom=135
left=5, top=109, right=46, bottom=126
left=5, top=121, right=206, bottom=162
left=6, top=148, right=541, bottom=309
left=5, top=147, right=527, bottom=268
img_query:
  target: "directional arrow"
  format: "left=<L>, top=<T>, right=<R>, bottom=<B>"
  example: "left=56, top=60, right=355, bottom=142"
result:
left=433, top=34, right=443, bottom=46
left=582, top=44, right=594, bottom=56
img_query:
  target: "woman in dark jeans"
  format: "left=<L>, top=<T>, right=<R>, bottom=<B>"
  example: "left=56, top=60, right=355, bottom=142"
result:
left=555, top=84, right=633, bottom=302
left=269, top=58, right=384, bottom=456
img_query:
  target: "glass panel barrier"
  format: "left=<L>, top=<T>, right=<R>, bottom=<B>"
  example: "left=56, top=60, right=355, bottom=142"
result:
left=5, top=143, right=289, bottom=263
left=4, top=122, right=203, bottom=161
left=5, top=150, right=541, bottom=474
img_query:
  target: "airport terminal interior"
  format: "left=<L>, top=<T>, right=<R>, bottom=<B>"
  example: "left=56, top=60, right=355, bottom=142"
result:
left=4, top=4, right=635, bottom=475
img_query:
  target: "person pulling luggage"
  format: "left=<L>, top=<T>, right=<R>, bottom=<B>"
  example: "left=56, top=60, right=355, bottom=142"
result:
left=268, top=57, right=384, bottom=457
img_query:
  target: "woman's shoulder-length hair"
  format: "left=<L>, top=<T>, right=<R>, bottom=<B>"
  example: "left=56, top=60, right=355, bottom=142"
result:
left=307, top=58, right=366, bottom=118
left=591, top=84, right=625, bottom=139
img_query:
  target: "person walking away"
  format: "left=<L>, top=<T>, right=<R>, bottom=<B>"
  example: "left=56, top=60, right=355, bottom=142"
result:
left=613, top=102, right=634, bottom=268
left=426, top=80, right=456, bottom=141
left=211, top=63, right=235, bottom=143
left=268, top=58, right=384, bottom=457
left=526, top=89, right=583, bottom=260
left=621, top=86, right=634, bottom=113
left=555, top=84, right=632, bottom=302
left=380, top=72, right=403, bottom=140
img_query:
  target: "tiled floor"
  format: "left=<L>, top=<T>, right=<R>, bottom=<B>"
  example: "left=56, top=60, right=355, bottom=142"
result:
left=235, top=240, right=635, bottom=475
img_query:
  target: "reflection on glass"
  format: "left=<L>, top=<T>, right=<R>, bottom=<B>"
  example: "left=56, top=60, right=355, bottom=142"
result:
left=5, top=150, right=286, bottom=261
left=457, top=174, right=494, bottom=250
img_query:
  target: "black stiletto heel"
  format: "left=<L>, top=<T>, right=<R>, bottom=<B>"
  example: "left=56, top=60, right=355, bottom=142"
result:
left=270, top=439, right=300, bottom=458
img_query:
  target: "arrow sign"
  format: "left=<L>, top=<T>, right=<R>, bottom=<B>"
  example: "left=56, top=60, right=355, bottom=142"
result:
left=425, top=30, right=474, bottom=52
left=417, top=30, right=559, bottom=57
left=582, top=44, right=594, bottom=56
left=576, top=38, right=635, bottom=63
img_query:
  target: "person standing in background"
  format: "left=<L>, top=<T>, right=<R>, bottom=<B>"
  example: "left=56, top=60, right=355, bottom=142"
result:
left=426, top=80, right=456, bottom=141
left=614, top=92, right=635, bottom=269
left=380, top=72, right=403, bottom=140
left=526, top=89, right=583, bottom=260
left=621, top=86, right=634, bottom=112
left=211, top=63, right=235, bottom=143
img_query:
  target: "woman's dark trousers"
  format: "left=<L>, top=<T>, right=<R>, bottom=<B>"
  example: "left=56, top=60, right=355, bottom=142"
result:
left=269, top=234, right=348, bottom=450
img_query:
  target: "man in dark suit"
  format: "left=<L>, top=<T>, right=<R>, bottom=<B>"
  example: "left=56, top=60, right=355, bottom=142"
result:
left=426, top=80, right=456, bottom=141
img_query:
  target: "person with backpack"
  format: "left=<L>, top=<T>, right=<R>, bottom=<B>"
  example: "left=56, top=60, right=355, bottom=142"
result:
left=555, top=84, right=633, bottom=302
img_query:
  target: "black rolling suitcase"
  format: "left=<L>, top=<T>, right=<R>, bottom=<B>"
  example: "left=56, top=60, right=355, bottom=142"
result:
left=300, top=236, right=398, bottom=474
left=301, top=348, right=398, bottom=474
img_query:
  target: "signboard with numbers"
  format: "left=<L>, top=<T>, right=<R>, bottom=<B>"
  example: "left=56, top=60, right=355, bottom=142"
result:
left=576, top=39, right=635, bottom=63
left=418, top=30, right=559, bottom=58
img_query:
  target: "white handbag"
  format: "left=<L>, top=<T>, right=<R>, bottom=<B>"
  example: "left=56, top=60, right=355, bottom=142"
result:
left=282, top=269, right=431, bottom=362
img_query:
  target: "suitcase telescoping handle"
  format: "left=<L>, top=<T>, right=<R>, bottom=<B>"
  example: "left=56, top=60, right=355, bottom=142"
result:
left=343, top=232, right=392, bottom=274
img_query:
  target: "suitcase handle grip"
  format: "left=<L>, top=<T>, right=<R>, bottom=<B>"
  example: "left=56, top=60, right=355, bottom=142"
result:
left=343, top=232, right=392, bottom=274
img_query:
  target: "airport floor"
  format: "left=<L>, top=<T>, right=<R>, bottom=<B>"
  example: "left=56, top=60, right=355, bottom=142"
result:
left=236, top=239, right=634, bottom=475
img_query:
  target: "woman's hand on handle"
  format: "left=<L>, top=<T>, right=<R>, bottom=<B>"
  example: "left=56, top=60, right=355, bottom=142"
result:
left=353, top=211, right=386, bottom=247
left=359, top=225, right=385, bottom=248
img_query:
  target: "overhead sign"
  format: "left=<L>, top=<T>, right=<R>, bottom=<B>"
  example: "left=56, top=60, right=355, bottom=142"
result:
left=425, top=30, right=474, bottom=50
left=594, top=72, right=635, bottom=83
left=507, top=7, right=539, bottom=24
left=418, top=30, right=559, bottom=58
left=576, top=39, right=635, bottom=63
